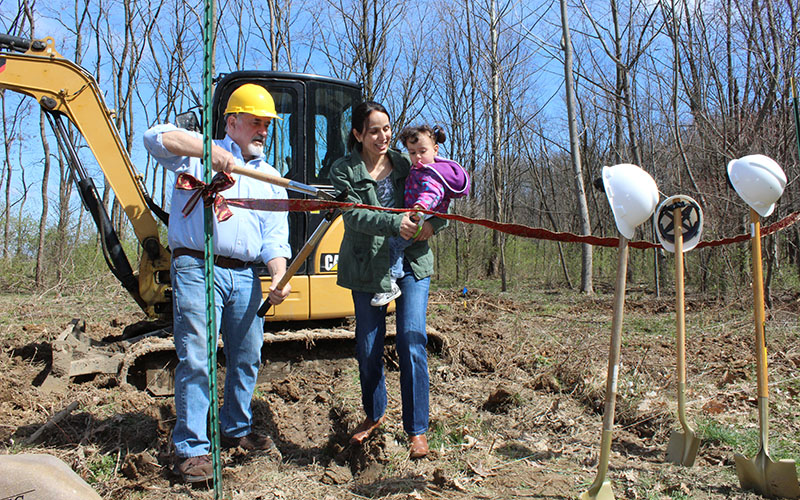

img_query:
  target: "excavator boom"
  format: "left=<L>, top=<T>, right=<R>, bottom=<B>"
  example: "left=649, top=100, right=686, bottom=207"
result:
left=0, top=35, right=170, bottom=316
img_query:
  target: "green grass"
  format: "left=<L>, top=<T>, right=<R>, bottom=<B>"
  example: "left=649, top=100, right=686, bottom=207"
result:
left=427, top=411, right=490, bottom=452
left=626, top=314, right=674, bottom=338
left=86, top=454, right=116, bottom=484
left=427, top=420, right=466, bottom=450
left=698, top=419, right=759, bottom=457
left=698, top=419, right=800, bottom=462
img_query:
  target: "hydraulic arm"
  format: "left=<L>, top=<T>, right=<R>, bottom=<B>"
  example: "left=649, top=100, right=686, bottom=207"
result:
left=0, top=35, right=171, bottom=317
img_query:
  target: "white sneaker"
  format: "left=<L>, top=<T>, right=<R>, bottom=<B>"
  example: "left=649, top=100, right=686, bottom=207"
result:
left=370, top=281, right=401, bottom=307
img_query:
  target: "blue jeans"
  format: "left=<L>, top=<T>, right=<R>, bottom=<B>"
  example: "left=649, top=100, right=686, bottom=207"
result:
left=352, top=259, right=430, bottom=436
left=388, top=236, right=413, bottom=280
left=171, top=254, right=264, bottom=458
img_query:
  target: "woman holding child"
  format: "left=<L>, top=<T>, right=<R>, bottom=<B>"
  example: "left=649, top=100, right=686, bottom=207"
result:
left=328, top=101, right=455, bottom=459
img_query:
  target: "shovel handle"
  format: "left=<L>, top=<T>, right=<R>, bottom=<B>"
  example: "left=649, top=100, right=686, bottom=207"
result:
left=256, top=271, right=293, bottom=317
left=586, top=236, right=628, bottom=496
left=231, top=165, right=334, bottom=200
left=749, top=209, right=769, bottom=400
left=256, top=211, right=340, bottom=317
left=674, top=207, right=687, bottom=386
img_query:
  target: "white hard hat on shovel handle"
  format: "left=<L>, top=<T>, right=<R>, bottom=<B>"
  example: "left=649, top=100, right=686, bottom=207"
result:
left=727, top=154, right=786, bottom=217
left=729, top=155, right=800, bottom=498
left=601, top=163, right=660, bottom=238
left=655, top=195, right=703, bottom=253
left=581, top=163, right=660, bottom=500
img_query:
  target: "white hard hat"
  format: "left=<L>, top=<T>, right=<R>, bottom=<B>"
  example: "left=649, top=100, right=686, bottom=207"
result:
left=602, top=163, right=660, bottom=239
left=654, top=195, right=704, bottom=253
left=727, top=154, right=786, bottom=217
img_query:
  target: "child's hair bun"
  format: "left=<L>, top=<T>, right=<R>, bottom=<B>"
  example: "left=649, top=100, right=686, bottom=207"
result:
left=398, top=124, right=447, bottom=147
left=432, top=126, right=447, bottom=144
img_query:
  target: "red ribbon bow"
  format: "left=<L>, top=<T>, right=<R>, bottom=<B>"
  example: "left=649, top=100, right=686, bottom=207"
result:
left=175, top=172, right=236, bottom=221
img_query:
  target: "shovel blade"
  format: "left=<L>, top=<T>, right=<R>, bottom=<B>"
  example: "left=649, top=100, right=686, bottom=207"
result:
left=579, top=480, right=614, bottom=500
left=765, top=459, right=800, bottom=498
left=666, top=429, right=701, bottom=467
left=735, top=452, right=800, bottom=499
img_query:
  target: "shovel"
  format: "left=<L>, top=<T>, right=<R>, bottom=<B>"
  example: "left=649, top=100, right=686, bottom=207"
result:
left=734, top=208, right=800, bottom=499
left=231, top=164, right=336, bottom=200
left=257, top=188, right=349, bottom=317
left=665, top=204, right=701, bottom=467
left=256, top=204, right=341, bottom=317
left=580, top=236, right=629, bottom=500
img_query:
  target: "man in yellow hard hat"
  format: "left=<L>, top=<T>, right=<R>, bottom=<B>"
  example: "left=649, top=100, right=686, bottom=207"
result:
left=143, top=83, right=290, bottom=483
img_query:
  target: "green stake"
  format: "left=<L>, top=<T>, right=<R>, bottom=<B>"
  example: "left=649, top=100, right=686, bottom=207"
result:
left=202, top=0, right=223, bottom=497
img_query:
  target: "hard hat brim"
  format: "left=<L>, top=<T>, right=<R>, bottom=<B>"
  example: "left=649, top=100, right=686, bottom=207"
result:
left=615, top=219, right=636, bottom=240
left=754, top=203, right=775, bottom=218
left=654, top=195, right=704, bottom=252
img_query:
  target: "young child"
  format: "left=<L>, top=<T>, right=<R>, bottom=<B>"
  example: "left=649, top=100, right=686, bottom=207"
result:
left=371, top=125, right=470, bottom=306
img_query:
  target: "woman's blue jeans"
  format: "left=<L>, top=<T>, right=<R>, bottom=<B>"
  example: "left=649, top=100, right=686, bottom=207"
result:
left=352, top=259, right=430, bottom=436
left=171, top=254, right=264, bottom=458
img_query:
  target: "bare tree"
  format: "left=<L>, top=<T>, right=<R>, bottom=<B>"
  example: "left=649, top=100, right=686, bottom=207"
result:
left=102, top=0, right=163, bottom=237
left=316, top=0, right=405, bottom=100
left=560, top=0, right=593, bottom=292
left=246, top=0, right=299, bottom=71
left=0, top=91, right=21, bottom=259
left=472, top=0, right=541, bottom=288
left=35, top=111, right=50, bottom=287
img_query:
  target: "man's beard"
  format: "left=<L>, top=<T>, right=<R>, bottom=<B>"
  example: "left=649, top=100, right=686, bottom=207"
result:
left=244, top=138, right=264, bottom=159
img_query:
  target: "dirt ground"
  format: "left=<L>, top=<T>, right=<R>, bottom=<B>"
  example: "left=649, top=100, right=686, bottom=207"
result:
left=1, top=283, right=799, bottom=499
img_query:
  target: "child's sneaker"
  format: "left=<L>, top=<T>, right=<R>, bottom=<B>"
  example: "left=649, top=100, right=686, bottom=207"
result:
left=370, top=281, right=401, bottom=307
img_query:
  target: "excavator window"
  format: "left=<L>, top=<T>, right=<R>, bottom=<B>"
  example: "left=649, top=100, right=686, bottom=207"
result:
left=309, top=82, right=357, bottom=184
left=263, top=89, right=296, bottom=177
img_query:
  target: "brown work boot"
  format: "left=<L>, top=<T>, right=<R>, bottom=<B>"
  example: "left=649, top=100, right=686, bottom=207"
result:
left=221, top=432, right=280, bottom=456
left=349, top=416, right=386, bottom=445
left=409, top=434, right=429, bottom=459
left=174, top=454, right=213, bottom=483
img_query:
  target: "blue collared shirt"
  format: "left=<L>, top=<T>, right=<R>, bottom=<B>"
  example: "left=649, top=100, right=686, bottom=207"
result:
left=143, top=123, right=291, bottom=265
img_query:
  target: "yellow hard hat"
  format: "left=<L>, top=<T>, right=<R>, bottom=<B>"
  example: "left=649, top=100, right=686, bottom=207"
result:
left=224, top=83, right=281, bottom=119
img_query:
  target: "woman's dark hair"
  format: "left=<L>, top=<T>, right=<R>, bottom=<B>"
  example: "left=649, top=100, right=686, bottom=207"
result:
left=348, top=101, right=391, bottom=152
left=397, top=125, right=446, bottom=148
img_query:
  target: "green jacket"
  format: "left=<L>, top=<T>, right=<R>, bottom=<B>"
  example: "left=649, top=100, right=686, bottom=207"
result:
left=329, top=148, right=448, bottom=293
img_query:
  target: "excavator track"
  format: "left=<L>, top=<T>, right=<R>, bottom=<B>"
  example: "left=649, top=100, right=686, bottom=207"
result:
left=41, top=319, right=445, bottom=397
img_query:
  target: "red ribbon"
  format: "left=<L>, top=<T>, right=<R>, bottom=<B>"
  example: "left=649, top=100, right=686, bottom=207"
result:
left=224, top=198, right=800, bottom=250
left=176, top=172, right=235, bottom=221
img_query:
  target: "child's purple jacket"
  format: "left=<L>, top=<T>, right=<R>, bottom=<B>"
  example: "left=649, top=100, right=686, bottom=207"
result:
left=404, top=157, right=470, bottom=213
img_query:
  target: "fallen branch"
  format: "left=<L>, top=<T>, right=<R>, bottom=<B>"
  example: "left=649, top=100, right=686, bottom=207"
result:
left=24, top=401, right=79, bottom=445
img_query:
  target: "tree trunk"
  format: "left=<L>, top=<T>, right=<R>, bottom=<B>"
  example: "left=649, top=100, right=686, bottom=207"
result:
left=35, top=112, right=51, bottom=287
left=2, top=91, right=12, bottom=260
left=488, top=0, right=506, bottom=288
left=560, top=0, right=593, bottom=293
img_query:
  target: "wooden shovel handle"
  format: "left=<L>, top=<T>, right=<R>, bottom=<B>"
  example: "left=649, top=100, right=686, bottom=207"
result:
left=231, top=165, right=291, bottom=189
left=674, top=207, right=686, bottom=386
left=749, top=208, right=769, bottom=400
left=230, top=165, right=334, bottom=200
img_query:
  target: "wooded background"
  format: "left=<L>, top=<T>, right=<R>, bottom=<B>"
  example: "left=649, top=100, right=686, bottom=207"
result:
left=1, top=0, right=798, bottom=300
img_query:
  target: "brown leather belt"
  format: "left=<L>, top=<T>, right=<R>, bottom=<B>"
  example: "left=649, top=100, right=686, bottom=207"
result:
left=171, top=247, right=253, bottom=269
